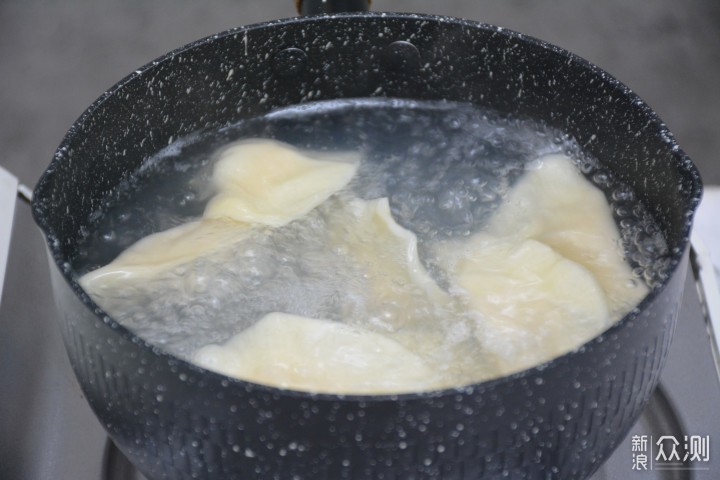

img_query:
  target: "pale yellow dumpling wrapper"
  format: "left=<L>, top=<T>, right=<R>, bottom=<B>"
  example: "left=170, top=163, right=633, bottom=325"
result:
left=329, top=197, right=453, bottom=330
left=324, top=197, right=489, bottom=382
left=441, top=153, right=648, bottom=376
left=80, top=139, right=358, bottom=292
left=204, top=139, right=359, bottom=226
left=79, top=219, right=251, bottom=291
left=451, top=234, right=611, bottom=375
left=485, top=153, right=648, bottom=318
left=193, top=312, right=445, bottom=394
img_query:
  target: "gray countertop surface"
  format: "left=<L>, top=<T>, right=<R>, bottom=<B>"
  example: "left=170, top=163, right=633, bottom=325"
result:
left=1, top=1, right=719, bottom=479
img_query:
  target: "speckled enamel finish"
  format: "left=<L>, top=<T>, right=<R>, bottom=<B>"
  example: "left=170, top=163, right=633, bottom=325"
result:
left=33, top=13, right=701, bottom=480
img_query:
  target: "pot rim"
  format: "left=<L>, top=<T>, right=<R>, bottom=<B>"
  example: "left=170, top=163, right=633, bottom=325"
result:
left=32, top=11, right=703, bottom=403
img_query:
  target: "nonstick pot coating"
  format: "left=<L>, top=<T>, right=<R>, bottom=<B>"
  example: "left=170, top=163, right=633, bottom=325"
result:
left=33, top=13, right=701, bottom=480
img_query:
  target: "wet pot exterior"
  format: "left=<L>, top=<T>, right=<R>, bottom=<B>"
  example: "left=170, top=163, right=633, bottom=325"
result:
left=33, top=13, right=701, bottom=480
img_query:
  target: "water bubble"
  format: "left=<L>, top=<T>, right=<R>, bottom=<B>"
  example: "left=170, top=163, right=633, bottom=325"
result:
left=592, top=172, right=609, bottom=186
left=612, top=186, right=635, bottom=202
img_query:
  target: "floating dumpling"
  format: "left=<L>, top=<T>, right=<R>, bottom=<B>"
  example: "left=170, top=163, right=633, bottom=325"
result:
left=79, top=219, right=251, bottom=290
left=205, top=139, right=359, bottom=226
left=193, top=312, right=444, bottom=394
left=324, top=197, right=488, bottom=381
left=484, top=153, right=648, bottom=318
left=450, top=234, right=611, bottom=375
left=440, top=153, right=648, bottom=375
left=80, top=139, right=358, bottom=292
left=328, top=197, right=452, bottom=331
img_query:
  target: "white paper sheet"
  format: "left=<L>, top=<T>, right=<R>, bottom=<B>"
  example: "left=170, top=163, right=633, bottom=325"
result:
left=694, top=186, right=720, bottom=278
left=0, top=166, right=18, bottom=308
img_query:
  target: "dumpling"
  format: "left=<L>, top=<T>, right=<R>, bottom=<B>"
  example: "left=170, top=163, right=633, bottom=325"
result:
left=79, top=219, right=251, bottom=290
left=204, top=139, right=359, bottom=226
left=448, top=234, right=611, bottom=375
left=324, top=197, right=490, bottom=381
left=439, top=153, right=647, bottom=376
left=484, top=153, right=648, bottom=318
left=80, top=139, right=359, bottom=292
left=328, top=197, right=452, bottom=331
left=193, top=312, right=444, bottom=394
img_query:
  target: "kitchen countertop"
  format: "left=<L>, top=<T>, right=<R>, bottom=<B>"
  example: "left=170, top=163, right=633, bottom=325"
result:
left=1, top=1, right=719, bottom=479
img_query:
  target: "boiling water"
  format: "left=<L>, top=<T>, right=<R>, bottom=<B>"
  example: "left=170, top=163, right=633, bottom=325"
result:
left=74, top=98, right=671, bottom=384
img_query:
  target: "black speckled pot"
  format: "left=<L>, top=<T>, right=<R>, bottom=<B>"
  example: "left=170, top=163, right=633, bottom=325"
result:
left=33, top=13, right=701, bottom=480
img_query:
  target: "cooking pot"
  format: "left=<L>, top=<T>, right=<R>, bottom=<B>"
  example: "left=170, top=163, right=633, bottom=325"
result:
left=31, top=4, right=702, bottom=479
